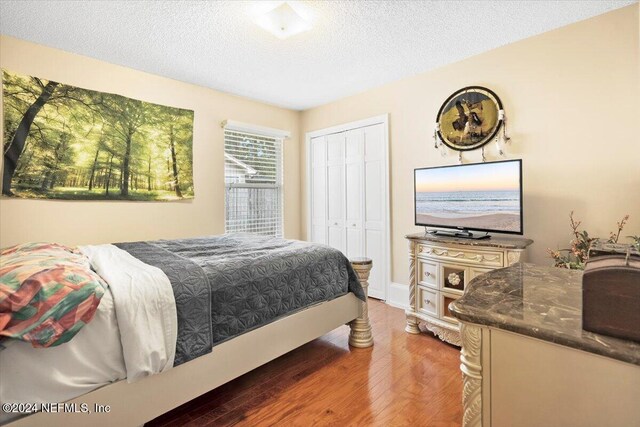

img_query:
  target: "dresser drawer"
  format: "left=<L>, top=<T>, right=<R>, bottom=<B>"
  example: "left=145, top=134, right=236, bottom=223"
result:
left=441, top=264, right=468, bottom=295
left=441, top=292, right=461, bottom=324
left=418, top=260, right=438, bottom=288
left=417, top=286, right=438, bottom=317
left=418, top=244, right=504, bottom=267
left=470, top=266, right=493, bottom=281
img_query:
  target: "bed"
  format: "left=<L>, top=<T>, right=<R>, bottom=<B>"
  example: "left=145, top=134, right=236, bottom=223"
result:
left=0, top=234, right=373, bottom=426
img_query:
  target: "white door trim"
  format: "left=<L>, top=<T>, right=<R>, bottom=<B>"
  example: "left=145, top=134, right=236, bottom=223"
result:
left=305, top=114, right=390, bottom=301
left=306, top=114, right=390, bottom=139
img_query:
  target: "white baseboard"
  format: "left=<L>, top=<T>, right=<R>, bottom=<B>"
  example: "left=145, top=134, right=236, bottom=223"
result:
left=369, top=288, right=385, bottom=300
left=386, top=282, right=409, bottom=310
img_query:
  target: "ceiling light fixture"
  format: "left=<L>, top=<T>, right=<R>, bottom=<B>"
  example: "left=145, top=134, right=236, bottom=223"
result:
left=253, top=2, right=312, bottom=39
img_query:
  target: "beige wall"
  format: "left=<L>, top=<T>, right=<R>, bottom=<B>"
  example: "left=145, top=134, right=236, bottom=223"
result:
left=301, top=5, right=640, bottom=285
left=1, top=5, right=638, bottom=286
left=0, top=35, right=302, bottom=247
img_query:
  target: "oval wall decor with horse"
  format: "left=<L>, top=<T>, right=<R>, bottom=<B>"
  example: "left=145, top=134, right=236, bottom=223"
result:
left=436, top=86, right=503, bottom=151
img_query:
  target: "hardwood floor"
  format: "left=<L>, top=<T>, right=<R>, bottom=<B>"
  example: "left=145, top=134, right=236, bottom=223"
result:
left=147, top=300, right=463, bottom=426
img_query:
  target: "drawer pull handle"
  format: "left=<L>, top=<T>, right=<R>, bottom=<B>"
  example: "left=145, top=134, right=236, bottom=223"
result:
left=424, top=299, right=431, bottom=305
left=352, top=223, right=356, bottom=227
left=334, top=222, right=338, bottom=226
left=424, top=271, right=431, bottom=277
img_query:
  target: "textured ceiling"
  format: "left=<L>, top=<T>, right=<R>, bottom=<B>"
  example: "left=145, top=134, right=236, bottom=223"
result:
left=0, top=0, right=635, bottom=110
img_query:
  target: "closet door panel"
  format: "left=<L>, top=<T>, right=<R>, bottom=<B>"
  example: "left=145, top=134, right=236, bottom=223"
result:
left=327, top=164, right=343, bottom=223
left=345, top=161, right=363, bottom=257
left=345, top=129, right=363, bottom=223
left=344, top=129, right=364, bottom=258
left=326, top=133, right=345, bottom=253
left=327, top=133, right=345, bottom=163
left=364, top=161, right=383, bottom=226
left=364, top=124, right=384, bottom=159
left=326, top=133, right=344, bottom=225
left=311, top=225, right=326, bottom=244
left=326, top=163, right=345, bottom=253
left=345, top=163, right=362, bottom=223
left=311, top=168, right=326, bottom=220
left=311, top=135, right=326, bottom=161
left=364, top=124, right=384, bottom=229
left=307, top=120, right=388, bottom=299
left=363, top=123, right=387, bottom=299
left=365, top=228, right=385, bottom=299
left=345, top=228, right=363, bottom=259
left=345, top=129, right=363, bottom=158
left=328, top=226, right=345, bottom=253
left=310, top=137, right=327, bottom=245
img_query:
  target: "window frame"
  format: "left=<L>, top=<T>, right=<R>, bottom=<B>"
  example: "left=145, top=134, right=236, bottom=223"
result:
left=222, top=120, right=290, bottom=238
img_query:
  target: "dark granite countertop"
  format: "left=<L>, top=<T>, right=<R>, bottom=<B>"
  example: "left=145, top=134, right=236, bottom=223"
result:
left=405, top=233, right=533, bottom=249
left=449, top=263, right=640, bottom=366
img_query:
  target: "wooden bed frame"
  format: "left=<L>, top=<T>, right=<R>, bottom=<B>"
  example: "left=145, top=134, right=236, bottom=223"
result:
left=6, top=261, right=374, bottom=427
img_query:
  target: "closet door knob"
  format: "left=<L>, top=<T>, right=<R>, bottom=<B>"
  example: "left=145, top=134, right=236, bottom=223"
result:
left=334, top=222, right=338, bottom=226
left=352, top=223, right=356, bottom=227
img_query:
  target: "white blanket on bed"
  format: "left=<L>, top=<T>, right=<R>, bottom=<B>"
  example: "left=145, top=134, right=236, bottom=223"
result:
left=0, top=289, right=125, bottom=425
left=79, top=244, right=177, bottom=382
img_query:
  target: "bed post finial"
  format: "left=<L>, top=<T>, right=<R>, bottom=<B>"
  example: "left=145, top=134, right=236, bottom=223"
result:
left=349, top=257, right=374, bottom=348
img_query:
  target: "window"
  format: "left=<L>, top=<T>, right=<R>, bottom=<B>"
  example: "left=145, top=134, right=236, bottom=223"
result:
left=224, top=124, right=284, bottom=237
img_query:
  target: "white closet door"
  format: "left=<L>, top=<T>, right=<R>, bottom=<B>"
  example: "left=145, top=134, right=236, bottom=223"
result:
left=307, top=116, right=389, bottom=301
left=363, top=124, right=386, bottom=299
left=326, top=133, right=345, bottom=253
left=344, top=129, right=365, bottom=259
left=310, top=136, right=327, bottom=244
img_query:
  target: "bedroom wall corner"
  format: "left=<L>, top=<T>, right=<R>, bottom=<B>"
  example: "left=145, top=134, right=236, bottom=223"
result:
left=0, top=35, right=303, bottom=247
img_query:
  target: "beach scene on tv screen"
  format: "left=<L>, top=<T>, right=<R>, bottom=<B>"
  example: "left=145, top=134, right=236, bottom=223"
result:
left=415, top=162, right=521, bottom=233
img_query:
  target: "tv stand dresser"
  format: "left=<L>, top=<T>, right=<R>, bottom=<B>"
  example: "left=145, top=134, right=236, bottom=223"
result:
left=405, top=233, right=533, bottom=346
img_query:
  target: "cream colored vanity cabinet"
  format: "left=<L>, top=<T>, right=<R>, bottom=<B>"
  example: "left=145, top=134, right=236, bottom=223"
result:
left=449, top=264, right=640, bottom=427
left=404, top=233, right=532, bottom=346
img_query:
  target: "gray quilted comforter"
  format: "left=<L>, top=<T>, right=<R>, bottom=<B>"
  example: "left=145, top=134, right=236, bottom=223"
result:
left=115, top=234, right=364, bottom=366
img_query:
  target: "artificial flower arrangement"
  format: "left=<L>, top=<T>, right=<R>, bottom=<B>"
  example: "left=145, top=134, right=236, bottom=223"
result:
left=548, top=212, right=637, bottom=270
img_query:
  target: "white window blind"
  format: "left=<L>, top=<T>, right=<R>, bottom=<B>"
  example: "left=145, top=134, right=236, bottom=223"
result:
left=224, top=128, right=283, bottom=237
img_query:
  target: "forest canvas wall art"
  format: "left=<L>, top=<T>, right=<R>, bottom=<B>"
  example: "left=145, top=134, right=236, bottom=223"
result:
left=2, top=69, right=194, bottom=201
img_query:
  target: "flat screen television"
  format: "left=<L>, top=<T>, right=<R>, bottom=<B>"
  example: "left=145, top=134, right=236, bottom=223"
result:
left=414, top=159, right=523, bottom=237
